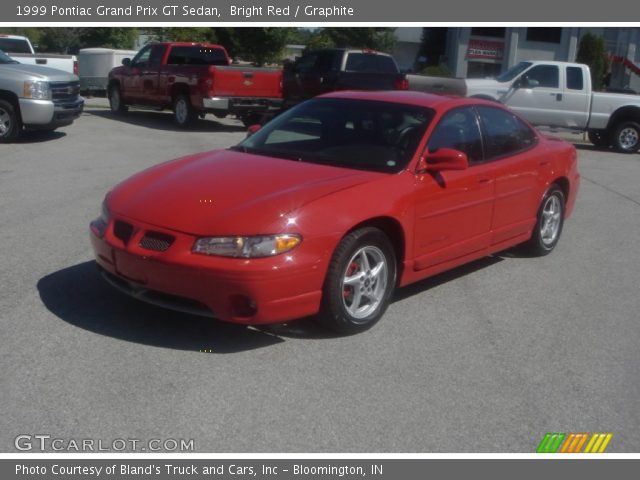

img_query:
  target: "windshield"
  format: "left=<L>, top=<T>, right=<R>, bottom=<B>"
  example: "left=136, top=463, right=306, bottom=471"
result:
left=0, top=49, right=18, bottom=64
left=233, top=98, right=434, bottom=173
left=496, top=61, right=532, bottom=82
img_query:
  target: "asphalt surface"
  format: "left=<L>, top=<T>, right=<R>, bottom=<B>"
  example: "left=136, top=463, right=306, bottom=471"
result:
left=1, top=104, right=639, bottom=453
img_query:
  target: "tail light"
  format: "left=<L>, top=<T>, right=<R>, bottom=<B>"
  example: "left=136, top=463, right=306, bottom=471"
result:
left=73, top=60, right=78, bottom=76
left=394, top=76, right=409, bottom=90
left=207, top=66, right=216, bottom=96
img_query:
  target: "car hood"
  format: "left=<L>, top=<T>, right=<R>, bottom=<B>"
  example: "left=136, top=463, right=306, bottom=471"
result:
left=108, top=149, right=384, bottom=235
left=0, top=62, right=78, bottom=81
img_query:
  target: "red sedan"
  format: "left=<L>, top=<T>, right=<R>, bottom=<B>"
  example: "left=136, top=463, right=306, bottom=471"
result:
left=90, top=91, right=580, bottom=334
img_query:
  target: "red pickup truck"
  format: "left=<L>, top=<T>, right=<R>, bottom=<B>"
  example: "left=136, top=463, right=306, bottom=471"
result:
left=107, top=42, right=283, bottom=127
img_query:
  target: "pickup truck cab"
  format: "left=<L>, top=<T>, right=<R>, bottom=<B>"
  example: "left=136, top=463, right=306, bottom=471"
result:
left=0, top=49, right=84, bottom=143
left=108, top=42, right=283, bottom=127
left=0, top=34, right=78, bottom=75
left=465, top=60, right=640, bottom=153
left=282, top=48, right=409, bottom=108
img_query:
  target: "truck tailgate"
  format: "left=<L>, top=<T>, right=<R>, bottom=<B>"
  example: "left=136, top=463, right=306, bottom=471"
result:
left=210, top=66, right=282, bottom=98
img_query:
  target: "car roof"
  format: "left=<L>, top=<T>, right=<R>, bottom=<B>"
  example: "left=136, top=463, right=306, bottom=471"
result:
left=319, top=90, right=500, bottom=111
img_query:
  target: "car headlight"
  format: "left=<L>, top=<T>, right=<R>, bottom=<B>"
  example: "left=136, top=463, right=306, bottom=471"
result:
left=90, top=200, right=110, bottom=238
left=23, top=80, right=51, bottom=100
left=193, top=234, right=301, bottom=258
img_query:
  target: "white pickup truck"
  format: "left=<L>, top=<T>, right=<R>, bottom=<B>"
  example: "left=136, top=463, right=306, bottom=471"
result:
left=0, top=34, right=78, bottom=76
left=465, top=60, right=640, bottom=153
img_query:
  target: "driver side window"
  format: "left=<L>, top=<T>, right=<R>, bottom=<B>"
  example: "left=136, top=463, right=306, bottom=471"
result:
left=524, top=65, right=559, bottom=88
left=131, top=46, right=152, bottom=68
left=427, top=107, right=483, bottom=164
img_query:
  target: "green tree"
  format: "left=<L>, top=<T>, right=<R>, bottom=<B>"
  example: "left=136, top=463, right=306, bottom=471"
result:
left=147, top=27, right=216, bottom=44
left=39, top=28, right=83, bottom=54
left=233, top=28, right=295, bottom=65
left=79, top=28, right=138, bottom=49
left=305, top=28, right=397, bottom=53
left=576, top=32, right=609, bottom=91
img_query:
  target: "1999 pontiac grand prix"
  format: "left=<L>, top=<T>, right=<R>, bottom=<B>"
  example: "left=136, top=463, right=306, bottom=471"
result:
left=90, top=91, right=580, bottom=334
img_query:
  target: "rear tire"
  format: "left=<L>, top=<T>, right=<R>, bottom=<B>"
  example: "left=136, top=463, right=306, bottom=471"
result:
left=0, top=99, right=20, bottom=143
left=523, top=185, right=565, bottom=256
left=318, top=227, right=396, bottom=335
left=108, top=84, right=127, bottom=114
left=173, top=93, right=196, bottom=128
left=611, top=121, right=640, bottom=153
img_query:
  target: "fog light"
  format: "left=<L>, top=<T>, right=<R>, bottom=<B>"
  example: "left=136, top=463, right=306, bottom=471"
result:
left=229, top=294, right=257, bottom=318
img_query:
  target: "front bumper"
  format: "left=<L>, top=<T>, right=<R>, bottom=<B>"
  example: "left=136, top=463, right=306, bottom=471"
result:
left=90, top=213, right=326, bottom=325
left=202, top=96, right=283, bottom=113
left=19, top=97, right=84, bottom=129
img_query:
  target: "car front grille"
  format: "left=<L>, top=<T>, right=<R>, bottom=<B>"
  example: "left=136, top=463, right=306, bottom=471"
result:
left=50, top=81, right=81, bottom=105
left=139, top=231, right=175, bottom=252
left=113, top=220, right=134, bottom=245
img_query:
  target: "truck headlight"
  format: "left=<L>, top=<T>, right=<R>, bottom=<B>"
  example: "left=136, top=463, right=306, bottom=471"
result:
left=23, top=80, right=51, bottom=100
left=193, top=234, right=301, bottom=258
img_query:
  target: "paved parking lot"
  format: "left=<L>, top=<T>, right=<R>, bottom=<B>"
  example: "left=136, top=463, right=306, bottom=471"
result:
left=1, top=105, right=639, bottom=452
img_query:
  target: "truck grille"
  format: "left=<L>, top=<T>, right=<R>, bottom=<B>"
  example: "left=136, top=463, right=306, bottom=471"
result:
left=50, top=81, right=80, bottom=105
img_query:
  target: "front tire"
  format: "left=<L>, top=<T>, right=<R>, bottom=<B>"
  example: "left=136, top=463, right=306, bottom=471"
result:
left=0, top=99, right=20, bottom=143
left=318, top=227, right=396, bottom=334
left=523, top=185, right=565, bottom=256
left=611, top=121, right=640, bottom=153
left=108, top=84, right=127, bottom=114
left=173, top=93, right=196, bottom=128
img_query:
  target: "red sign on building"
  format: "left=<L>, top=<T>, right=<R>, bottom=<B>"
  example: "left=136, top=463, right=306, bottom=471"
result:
left=467, top=39, right=505, bottom=60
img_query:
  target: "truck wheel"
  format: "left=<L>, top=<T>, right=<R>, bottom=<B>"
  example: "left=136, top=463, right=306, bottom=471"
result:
left=318, top=227, right=396, bottom=335
left=0, top=99, right=20, bottom=143
left=587, top=130, right=610, bottom=149
left=173, top=94, right=196, bottom=128
left=611, top=121, right=640, bottom=153
left=108, top=84, right=127, bottom=114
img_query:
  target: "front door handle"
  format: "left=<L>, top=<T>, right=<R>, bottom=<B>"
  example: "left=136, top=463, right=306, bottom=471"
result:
left=478, top=177, right=492, bottom=184
left=550, top=93, right=563, bottom=101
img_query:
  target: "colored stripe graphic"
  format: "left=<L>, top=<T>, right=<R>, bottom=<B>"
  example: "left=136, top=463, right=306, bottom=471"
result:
left=536, top=433, right=566, bottom=453
left=537, top=433, right=613, bottom=453
left=584, top=433, right=613, bottom=453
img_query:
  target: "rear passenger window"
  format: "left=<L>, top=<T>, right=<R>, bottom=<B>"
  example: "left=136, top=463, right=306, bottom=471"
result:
left=477, top=106, right=537, bottom=159
left=427, top=107, right=483, bottom=164
left=566, top=66, right=584, bottom=90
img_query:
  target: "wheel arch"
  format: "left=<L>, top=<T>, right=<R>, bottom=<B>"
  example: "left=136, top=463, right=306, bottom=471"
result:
left=550, top=176, right=570, bottom=203
left=0, top=89, right=22, bottom=122
left=343, top=216, right=407, bottom=283
left=170, top=82, right=191, bottom=101
left=606, top=105, right=640, bottom=131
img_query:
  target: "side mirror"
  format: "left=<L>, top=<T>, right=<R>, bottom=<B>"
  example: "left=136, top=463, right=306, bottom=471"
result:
left=122, top=58, right=131, bottom=67
left=420, top=148, right=469, bottom=172
left=527, top=78, right=540, bottom=88
left=246, top=124, right=262, bottom=137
